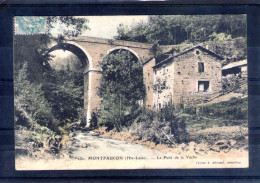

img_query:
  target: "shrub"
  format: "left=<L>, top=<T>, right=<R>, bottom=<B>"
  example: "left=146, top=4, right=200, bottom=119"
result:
left=169, top=114, right=189, bottom=143
left=89, top=112, right=98, bottom=130
left=130, top=105, right=189, bottom=144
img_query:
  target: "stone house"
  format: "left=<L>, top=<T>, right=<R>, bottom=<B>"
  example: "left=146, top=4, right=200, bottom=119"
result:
left=150, top=45, right=223, bottom=109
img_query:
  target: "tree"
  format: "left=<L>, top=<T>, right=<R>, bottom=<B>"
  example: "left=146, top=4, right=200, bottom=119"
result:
left=115, top=23, right=130, bottom=40
left=150, top=43, right=163, bottom=59
left=47, top=16, right=89, bottom=37
left=14, top=62, right=54, bottom=129
left=98, top=50, right=145, bottom=131
left=43, top=54, right=84, bottom=128
left=14, top=17, right=89, bottom=132
left=115, top=15, right=246, bottom=45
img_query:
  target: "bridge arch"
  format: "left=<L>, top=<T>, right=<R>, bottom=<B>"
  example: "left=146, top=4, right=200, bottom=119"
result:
left=48, top=41, right=95, bottom=127
left=48, top=41, right=93, bottom=71
left=104, top=46, right=142, bottom=63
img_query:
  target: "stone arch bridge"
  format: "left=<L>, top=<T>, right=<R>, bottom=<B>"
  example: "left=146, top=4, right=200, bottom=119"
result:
left=48, top=36, right=154, bottom=126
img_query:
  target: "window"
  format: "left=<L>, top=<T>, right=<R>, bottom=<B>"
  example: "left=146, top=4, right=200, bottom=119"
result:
left=196, top=50, right=200, bottom=55
left=148, top=86, right=150, bottom=91
left=163, top=65, right=166, bottom=75
left=159, top=103, right=161, bottom=109
left=198, top=81, right=209, bottom=92
left=155, top=70, right=157, bottom=75
left=148, top=73, right=150, bottom=78
left=198, top=62, right=204, bottom=72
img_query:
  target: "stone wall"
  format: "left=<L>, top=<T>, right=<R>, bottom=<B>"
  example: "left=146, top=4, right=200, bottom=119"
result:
left=143, top=58, right=155, bottom=109
left=63, top=37, right=154, bottom=125
left=68, top=37, right=153, bottom=70
left=173, top=48, right=222, bottom=105
left=153, top=59, right=175, bottom=110
left=84, top=71, right=102, bottom=125
left=49, top=36, right=227, bottom=123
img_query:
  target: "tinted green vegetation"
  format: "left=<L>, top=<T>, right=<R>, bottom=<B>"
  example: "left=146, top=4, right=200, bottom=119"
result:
left=97, top=50, right=145, bottom=131
left=130, top=106, right=189, bottom=144
left=14, top=35, right=84, bottom=135
left=128, top=97, right=248, bottom=144
left=96, top=51, right=189, bottom=143
left=184, top=97, right=248, bottom=130
left=199, top=97, right=248, bottom=120
left=14, top=17, right=88, bottom=139
left=44, top=54, right=84, bottom=130
left=116, top=15, right=246, bottom=45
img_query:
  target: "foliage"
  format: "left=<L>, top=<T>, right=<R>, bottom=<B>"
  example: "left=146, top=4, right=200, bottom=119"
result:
left=42, top=54, right=84, bottom=131
left=130, top=105, right=189, bottom=144
left=47, top=16, right=89, bottom=37
left=115, top=15, right=246, bottom=45
left=199, top=97, right=248, bottom=120
left=209, top=32, right=232, bottom=42
left=14, top=61, right=54, bottom=129
left=14, top=35, right=52, bottom=82
left=14, top=18, right=88, bottom=134
left=115, top=23, right=130, bottom=40
left=98, top=50, right=145, bottom=131
left=89, top=112, right=98, bottom=130
left=130, top=109, right=169, bottom=144
left=159, top=105, right=189, bottom=143
left=222, top=75, right=242, bottom=93
left=150, top=43, right=163, bottom=59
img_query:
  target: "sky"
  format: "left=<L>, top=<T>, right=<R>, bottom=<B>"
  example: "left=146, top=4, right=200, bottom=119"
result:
left=50, top=16, right=149, bottom=61
left=50, top=16, right=149, bottom=40
left=81, top=16, right=148, bottom=39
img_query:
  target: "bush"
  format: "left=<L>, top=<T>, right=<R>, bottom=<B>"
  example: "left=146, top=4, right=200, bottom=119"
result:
left=130, top=105, right=189, bottom=144
left=89, top=112, right=98, bottom=130
left=169, top=114, right=189, bottom=143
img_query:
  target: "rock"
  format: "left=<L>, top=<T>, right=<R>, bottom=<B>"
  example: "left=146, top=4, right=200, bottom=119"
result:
left=74, top=144, right=80, bottom=148
left=81, top=143, right=89, bottom=148
left=194, top=144, right=208, bottom=155
left=229, top=140, right=236, bottom=146
left=210, top=140, right=230, bottom=152
left=179, top=143, right=186, bottom=150
left=88, top=131, right=99, bottom=136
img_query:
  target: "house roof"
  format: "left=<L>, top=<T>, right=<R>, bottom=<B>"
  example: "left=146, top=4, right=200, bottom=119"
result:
left=153, top=45, right=224, bottom=69
left=222, top=59, right=247, bottom=70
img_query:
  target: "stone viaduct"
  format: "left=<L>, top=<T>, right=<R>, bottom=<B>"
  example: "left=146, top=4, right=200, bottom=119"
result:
left=48, top=36, right=156, bottom=126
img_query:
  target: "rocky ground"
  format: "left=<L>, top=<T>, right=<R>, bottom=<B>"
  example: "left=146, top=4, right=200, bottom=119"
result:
left=94, top=125, right=248, bottom=158
left=15, top=124, right=248, bottom=170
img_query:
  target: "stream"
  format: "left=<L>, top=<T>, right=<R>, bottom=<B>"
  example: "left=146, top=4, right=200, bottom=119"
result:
left=65, top=130, right=171, bottom=160
left=16, top=130, right=179, bottom=170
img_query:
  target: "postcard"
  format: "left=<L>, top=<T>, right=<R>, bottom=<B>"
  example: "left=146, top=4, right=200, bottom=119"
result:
left=14, top=15, right=248, bottom=170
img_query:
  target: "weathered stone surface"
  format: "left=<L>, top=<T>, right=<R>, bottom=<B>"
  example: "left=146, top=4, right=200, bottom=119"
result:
left=46, top=36, right=245, bottom=124
left=210, top=140, right=231, bottom=152
left=152, top=45, right=223, bottom=108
